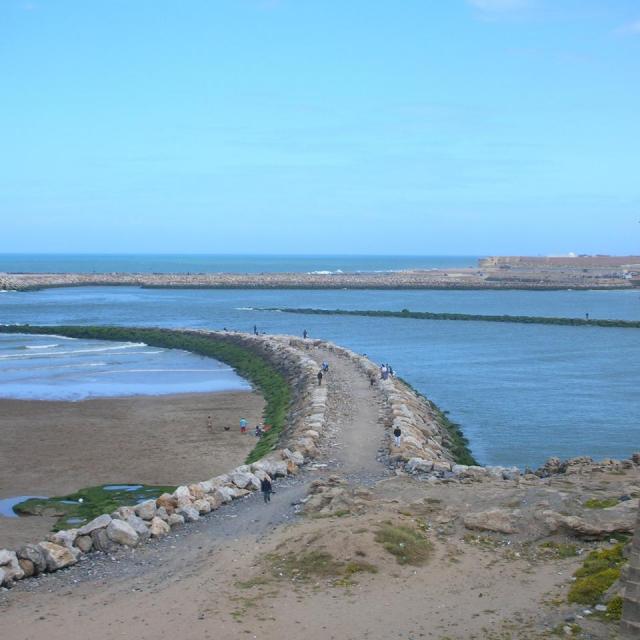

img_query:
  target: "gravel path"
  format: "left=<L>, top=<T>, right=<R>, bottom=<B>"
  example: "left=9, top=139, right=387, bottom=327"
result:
left=306, top=344, right=391, bottom=484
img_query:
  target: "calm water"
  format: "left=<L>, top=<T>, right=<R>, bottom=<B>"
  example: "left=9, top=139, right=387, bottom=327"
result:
left=0, top=333, right=249, bottom=400
left=0, top=253, right=480, bottom=274
left=1, top=286, right=638, bottom=468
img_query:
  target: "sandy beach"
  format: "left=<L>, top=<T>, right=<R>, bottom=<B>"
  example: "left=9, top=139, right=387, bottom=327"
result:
left=0, top=391, right=264, bottom=548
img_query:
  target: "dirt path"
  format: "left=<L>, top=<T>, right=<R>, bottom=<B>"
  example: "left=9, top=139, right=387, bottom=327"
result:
left=306, top=345, right=389, bottom=480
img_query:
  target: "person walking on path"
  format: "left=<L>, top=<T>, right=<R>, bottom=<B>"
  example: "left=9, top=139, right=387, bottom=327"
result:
left=260, top=477, right=273, bottom=503
left=240, top=417, right=248, bottom=434
left=317, top=369, right=323, bottom=386
left=393, top=426, right=402, bottom=447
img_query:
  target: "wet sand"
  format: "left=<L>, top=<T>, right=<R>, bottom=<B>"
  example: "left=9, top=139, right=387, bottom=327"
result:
left=0, top=391, right=263, bottom=548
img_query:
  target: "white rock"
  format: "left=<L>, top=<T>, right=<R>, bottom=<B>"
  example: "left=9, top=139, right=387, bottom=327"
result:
left=230, top=471, right=254, bottom=489
left=451, top=464, right=469, bottom=476
left=0, top=549, right=24, bottom=583
left=215, top=486, right=235, bottom=503
left=167, top=513, right=185, bottom=527
left=48, top=529, right=79, bottom=550
left=77, top=514, right=112, bottom=536
left=192, top=498, right=211, bottom=514
left=177, top=505, right=200, bottom=522
left=134, top=499, right=156, bottom=521
left=106, top=519, right=139, bottom=547
left=406, top=458, right=434, bottom=473
left=38, top=541, right=78, bottom=571
left=149, top=516, right=170, bottom=538
left=155, top=506, right=170, bottom=522
left=111, top=506, right=136, bottom=520
left=126, top=515, right=151, bottom=541
left=174, top=485, right=193, bottom=504
left=432, top=460, right=452, bottom=474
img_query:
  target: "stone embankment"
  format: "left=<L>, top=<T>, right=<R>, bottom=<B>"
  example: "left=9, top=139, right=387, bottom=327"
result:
left=0, top=330, right=329, bottom=588
left=0, top=267, right=634, bottom=291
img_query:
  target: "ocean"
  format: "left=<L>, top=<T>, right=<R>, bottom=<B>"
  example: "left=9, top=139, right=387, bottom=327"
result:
left=0, top=254, right=480, bottom=274
left=1, top=284, right=638, bottom=470
left=0, top=332, right=249, bottom=401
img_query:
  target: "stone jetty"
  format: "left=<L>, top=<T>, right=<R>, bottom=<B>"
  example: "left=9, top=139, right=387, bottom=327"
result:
left=0, top=265, right=635, bottom=291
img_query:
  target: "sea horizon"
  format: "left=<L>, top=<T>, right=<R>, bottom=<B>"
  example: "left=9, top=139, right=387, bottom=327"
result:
left=0, top=253, right=482, bottom=275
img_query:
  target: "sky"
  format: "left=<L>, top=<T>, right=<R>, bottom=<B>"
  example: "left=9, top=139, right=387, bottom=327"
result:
left=1, top=0, right=639, bottom=255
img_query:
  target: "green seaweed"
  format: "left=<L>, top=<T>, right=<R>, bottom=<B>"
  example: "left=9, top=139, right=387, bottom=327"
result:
left=13, top=484, right=175, bottom=531
left=261, top=306, right=640, bottom=330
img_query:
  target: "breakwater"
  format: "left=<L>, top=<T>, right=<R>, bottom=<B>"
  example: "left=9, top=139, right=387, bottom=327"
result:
left=263, top=307, right=640, bottom=329
left=0, top=325, right=471, bottom=587
left=0, top=268, right=634, bottom=291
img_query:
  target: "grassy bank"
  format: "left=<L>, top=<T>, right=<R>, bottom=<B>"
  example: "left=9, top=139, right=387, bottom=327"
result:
left=0, top=325, right=291, bottom=465
left=262, top=307, right=640, bottom=329
left=396, top=377, right=477, bottom=466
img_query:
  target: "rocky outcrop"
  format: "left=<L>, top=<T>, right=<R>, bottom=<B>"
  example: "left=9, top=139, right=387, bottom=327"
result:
left=620, top=502, right=640, bottom=638
left=542, top=507, right=636, bottom=540
left=463, top=508, right=520, bottom=534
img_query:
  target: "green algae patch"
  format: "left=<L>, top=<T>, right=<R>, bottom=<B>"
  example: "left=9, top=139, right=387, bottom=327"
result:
left=267, top=550, right=343, bottom=581
left=13, top=484, right=175, bottom=531
left=267, top=306, right=640, bottom=330
left=266, top=550, right=377, bottom=586
left=583, top=497, right=619, bottom=509
left=567, top=543, right=626, bottom=604
left=375, top=523, right=432, bottom=566
left=539, top=541, right=579, bottom=558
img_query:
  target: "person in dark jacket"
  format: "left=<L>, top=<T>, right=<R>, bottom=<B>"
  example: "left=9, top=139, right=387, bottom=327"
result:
left=317, top=370, right=323, bottom=386
left=393, top=426, right=402, bottom=447
left=260, top=477, right=273, bottom=503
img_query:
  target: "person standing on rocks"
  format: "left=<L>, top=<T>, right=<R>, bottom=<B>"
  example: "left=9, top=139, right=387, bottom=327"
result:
left=303, top=329, right=308, bottom=339
left=393, top=426, right=402, bottom=447
left=317, top=369, right=323, bottom=386
left=260, top=476, right=273, bottom=503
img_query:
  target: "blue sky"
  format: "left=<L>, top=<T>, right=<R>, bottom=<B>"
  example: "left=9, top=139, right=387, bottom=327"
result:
left=1, top=0, right=639, bottom=254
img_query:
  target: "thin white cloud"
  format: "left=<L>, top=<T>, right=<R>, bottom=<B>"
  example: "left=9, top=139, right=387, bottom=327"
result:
left=617, top=19, right=640, bottom=36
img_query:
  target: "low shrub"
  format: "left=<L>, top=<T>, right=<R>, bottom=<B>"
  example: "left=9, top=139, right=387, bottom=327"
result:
left=374, top=523, right=432, bottom=565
